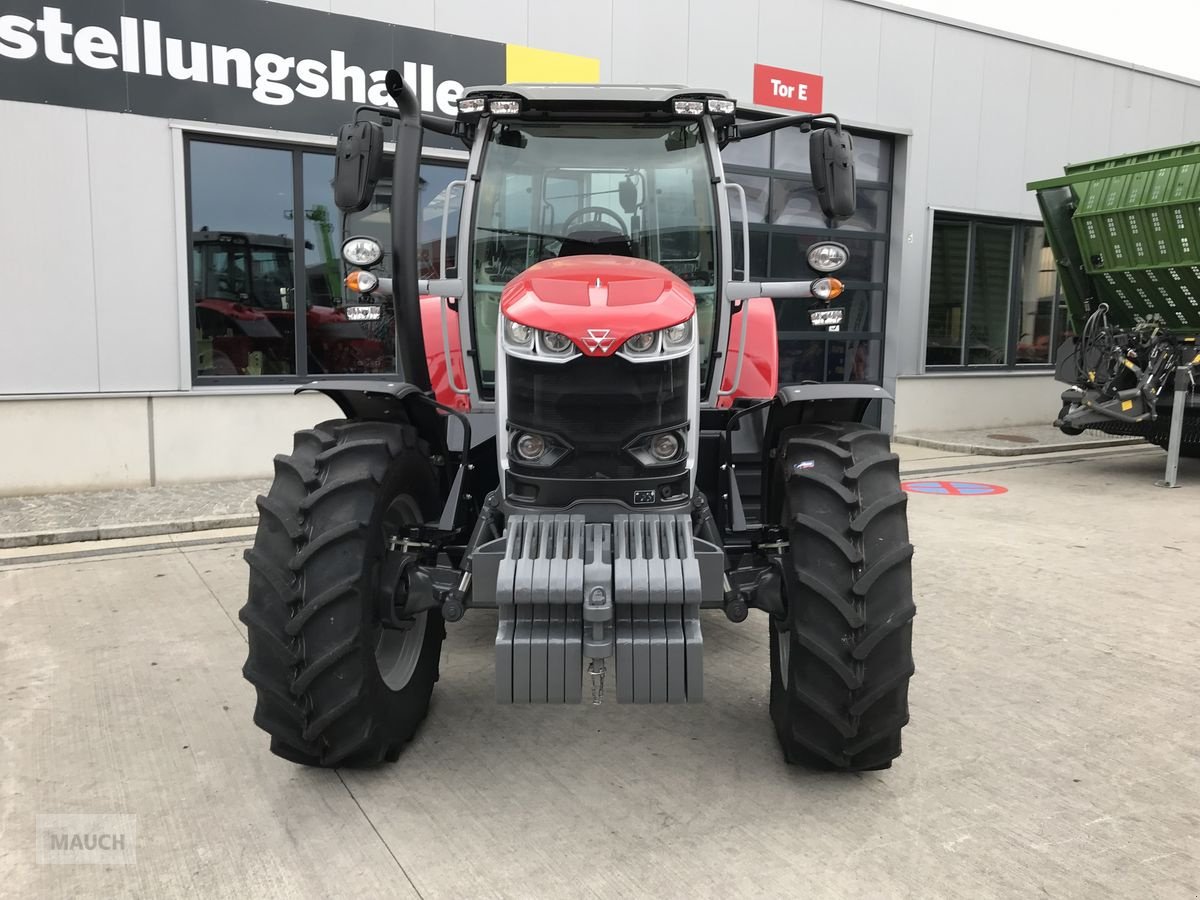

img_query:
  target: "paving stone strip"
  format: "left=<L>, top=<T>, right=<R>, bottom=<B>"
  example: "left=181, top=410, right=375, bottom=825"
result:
left=0, top=480, right=269, bottom=549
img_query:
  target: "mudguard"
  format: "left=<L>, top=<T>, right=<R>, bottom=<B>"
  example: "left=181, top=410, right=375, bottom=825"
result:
left=760, top=382, right=894, bottom=520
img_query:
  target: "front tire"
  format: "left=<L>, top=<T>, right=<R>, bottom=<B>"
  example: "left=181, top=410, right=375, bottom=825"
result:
left=769, top=423, right=916, bottom=771
left=239, top=419, right=445, bottom=767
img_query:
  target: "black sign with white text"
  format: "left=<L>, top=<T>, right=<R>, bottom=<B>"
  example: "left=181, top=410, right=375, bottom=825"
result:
left=0, top=0, right=506, bottom=135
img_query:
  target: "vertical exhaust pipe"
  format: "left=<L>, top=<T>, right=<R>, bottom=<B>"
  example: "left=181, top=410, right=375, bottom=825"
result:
left=384, top=70, right=432, bottom=393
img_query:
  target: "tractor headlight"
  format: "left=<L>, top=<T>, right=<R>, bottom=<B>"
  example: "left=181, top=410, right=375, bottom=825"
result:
left=515, top=433, right=545, bottom=461
left=664, top=320, right=692, bottom=347
left=624, top=331, right=658, bottom=354
left=673, top=100, right=705, bottom=116
left=625, top=428, right=688, bottom=467
left=540, top=330, right=573, bottom=354
left=505, top=317, right=534, bottom=346
left=650, top=432, right=681, bottom=461
left=807, top=241, right=849, bottom=273
left=341, top=236, right=383, bottom=268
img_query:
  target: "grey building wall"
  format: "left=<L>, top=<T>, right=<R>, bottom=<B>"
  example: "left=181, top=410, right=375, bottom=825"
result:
left=2, top=0, right=1199, bottom=490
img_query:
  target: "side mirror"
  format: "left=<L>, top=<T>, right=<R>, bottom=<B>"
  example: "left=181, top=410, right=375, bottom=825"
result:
left=333, top=120, right=385, bottom=213
left=809, top=127, right=856, bottom=220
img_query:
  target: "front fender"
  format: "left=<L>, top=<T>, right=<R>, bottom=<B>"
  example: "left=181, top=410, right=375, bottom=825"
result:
left=761, top=382, right=894, bottom=520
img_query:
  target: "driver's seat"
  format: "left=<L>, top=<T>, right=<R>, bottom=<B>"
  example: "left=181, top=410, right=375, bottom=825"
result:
left=557, top=224, right=636, bottom=259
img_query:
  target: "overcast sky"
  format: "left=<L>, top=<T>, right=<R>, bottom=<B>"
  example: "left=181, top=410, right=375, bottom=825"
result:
left=890, top=0, right=1200, bottom=82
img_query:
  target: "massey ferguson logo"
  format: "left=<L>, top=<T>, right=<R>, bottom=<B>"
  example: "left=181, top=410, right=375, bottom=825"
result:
left=581, top=329, right=615, bottom=354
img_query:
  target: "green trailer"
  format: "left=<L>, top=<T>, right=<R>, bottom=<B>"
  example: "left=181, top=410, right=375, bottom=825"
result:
left=1029, top=141, right=1200, bottom=468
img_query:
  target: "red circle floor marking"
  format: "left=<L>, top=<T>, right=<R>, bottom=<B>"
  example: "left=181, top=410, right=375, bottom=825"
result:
left=901, top=480, right=1008, bottom=496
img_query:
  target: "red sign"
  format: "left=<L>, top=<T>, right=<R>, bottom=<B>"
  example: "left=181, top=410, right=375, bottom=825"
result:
left=752, top=63, right=824, bottom=113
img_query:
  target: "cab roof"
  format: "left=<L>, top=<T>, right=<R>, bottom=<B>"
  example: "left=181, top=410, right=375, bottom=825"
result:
left=462, top=83, right=733, bottom=106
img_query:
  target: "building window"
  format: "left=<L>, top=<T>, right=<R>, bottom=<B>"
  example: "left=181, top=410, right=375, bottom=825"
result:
left=721, top=121, right=893, bottom=387
left=186, top=135, right=465, bottom=382
left=924, top=213, right=1069, bottom=369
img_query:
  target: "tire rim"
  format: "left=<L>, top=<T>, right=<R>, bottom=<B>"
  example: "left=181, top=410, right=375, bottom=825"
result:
left=376, top=612, right=428, bottom=690
left=375, top=494, right=427, bottom=691
left=777, top=625, right=790, bottom=689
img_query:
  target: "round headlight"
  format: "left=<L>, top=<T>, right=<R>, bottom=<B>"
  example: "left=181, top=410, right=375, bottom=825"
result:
left=506, top=318, right=533, bottom=345
left=515, top=433, right=546, bottom=461
left=541, top=331, right=573, bottom=353
left=625, top=331, right=657, bottom=354
left=806, top=241, right=849, bottom=273
left=341, top=236, right=384, bottom=267
left=650, top=432, right=681, bottom=461
left=664, top=320, right=692, bottom=346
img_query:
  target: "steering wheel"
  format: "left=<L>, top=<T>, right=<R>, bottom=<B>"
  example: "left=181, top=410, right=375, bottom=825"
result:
left=563, top=206, right=629, bottom=236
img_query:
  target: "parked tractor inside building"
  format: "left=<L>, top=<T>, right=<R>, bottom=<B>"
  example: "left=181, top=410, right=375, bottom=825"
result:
left=1030, top=141, right=1200, bottom=462
left=239, top=73, right=915, bottom=772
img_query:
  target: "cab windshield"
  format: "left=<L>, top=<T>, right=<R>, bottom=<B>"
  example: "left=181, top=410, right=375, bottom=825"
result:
left=470, top=120, right=718, bottom=388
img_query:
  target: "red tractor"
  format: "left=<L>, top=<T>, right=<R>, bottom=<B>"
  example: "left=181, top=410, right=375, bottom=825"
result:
left=240, top=74, right=915, bottom=772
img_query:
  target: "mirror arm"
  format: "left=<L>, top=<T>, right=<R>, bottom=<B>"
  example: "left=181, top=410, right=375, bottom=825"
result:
left=726, top=281, right=817, bottom=301
left=421, top=114, right=458, bottom=136
left=732, top=112, right=842, bottom=141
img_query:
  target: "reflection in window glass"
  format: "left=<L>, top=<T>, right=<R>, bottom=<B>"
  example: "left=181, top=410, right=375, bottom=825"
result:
left=966, top=223, right=1013, bottom=365
left=770, top=233, right=886, bottom=284
left=1015, top=226, right=1055, bottom=364
left=721, top=119, right=771, bottom=168
left=851, top=135, right=890, bottom=183
left=838, top=188, right=889, bottom=233
left=190, top=141, right=296, bottom=376
left=779, top=338, right=826, bottom=382
left=733, top=229, right=769, bottom=281
left=827, top=339, right=880, bottom=383
left=773, top=127, right=812, bottom=174
left=925, top=220, right=969, bottom=366
left=769, top=177, right=825, bottom=228
left=776, top=289, right=882, bottom=334
left=725, top=172, right=768, bottom=223
left=303, top=153, right=396, bottom=375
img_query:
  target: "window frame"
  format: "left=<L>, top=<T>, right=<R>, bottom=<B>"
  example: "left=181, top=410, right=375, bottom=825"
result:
left=183, top=131, right=467, bottom=386
left=924, top=211, right=1066, bottom=372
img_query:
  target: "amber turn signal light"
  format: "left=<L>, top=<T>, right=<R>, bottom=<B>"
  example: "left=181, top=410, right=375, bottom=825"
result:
left=344, top=270, right=379, bottom=294
left=811, top=277, right=844, bottom=301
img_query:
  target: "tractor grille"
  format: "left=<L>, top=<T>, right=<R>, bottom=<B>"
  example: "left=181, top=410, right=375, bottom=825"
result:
left=505, top=353, right=689, bottom=479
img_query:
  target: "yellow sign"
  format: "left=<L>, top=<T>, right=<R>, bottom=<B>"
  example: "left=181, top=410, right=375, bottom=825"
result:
left=506, top=45, right=600, bottom=84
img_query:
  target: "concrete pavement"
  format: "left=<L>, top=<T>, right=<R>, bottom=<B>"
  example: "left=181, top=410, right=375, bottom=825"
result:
left=2, top=445, right=1197, bottom=898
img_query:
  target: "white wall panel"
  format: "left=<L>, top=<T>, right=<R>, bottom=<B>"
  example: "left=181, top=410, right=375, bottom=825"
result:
left=0, top=102, right=99, bottom=395
left=1107, top=69, right=1153, bottom=153
left=151, top=393, right=340, bottom=484
left=1020, top=49, right=1075, bottom=205
left=435, top=0, right=529, bottom=46
left=610, top=0, right=688, bottom=84
left=527, top=0, right=614, bottom=79
left=0, top=398, right=150, bottom=495
left=88, top=112, right=180, bottom=392
left=756, top=0, right=823, bottom=81
left=332, top=0, right=436, bottom=28
left=1145, top=77, right=1188, bottom=149
left=688, top=0, right=758, bottom=99
left=1065, top=58, right=1115, bottom=165
left=894, top=373, right=1063, bottom=431
left=818, top=0, right=881, bottom=124
left=974, top=39, right=1032, bottom=216
left=1185, top=89, right=1200, bottom=141
left=876, top=12, right=936, bottom=379
left=924, top=26, right=986, bottom=210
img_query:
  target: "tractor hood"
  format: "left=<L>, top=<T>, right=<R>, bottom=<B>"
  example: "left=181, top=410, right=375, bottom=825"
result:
left=500, top=256, right=695, bottom=357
